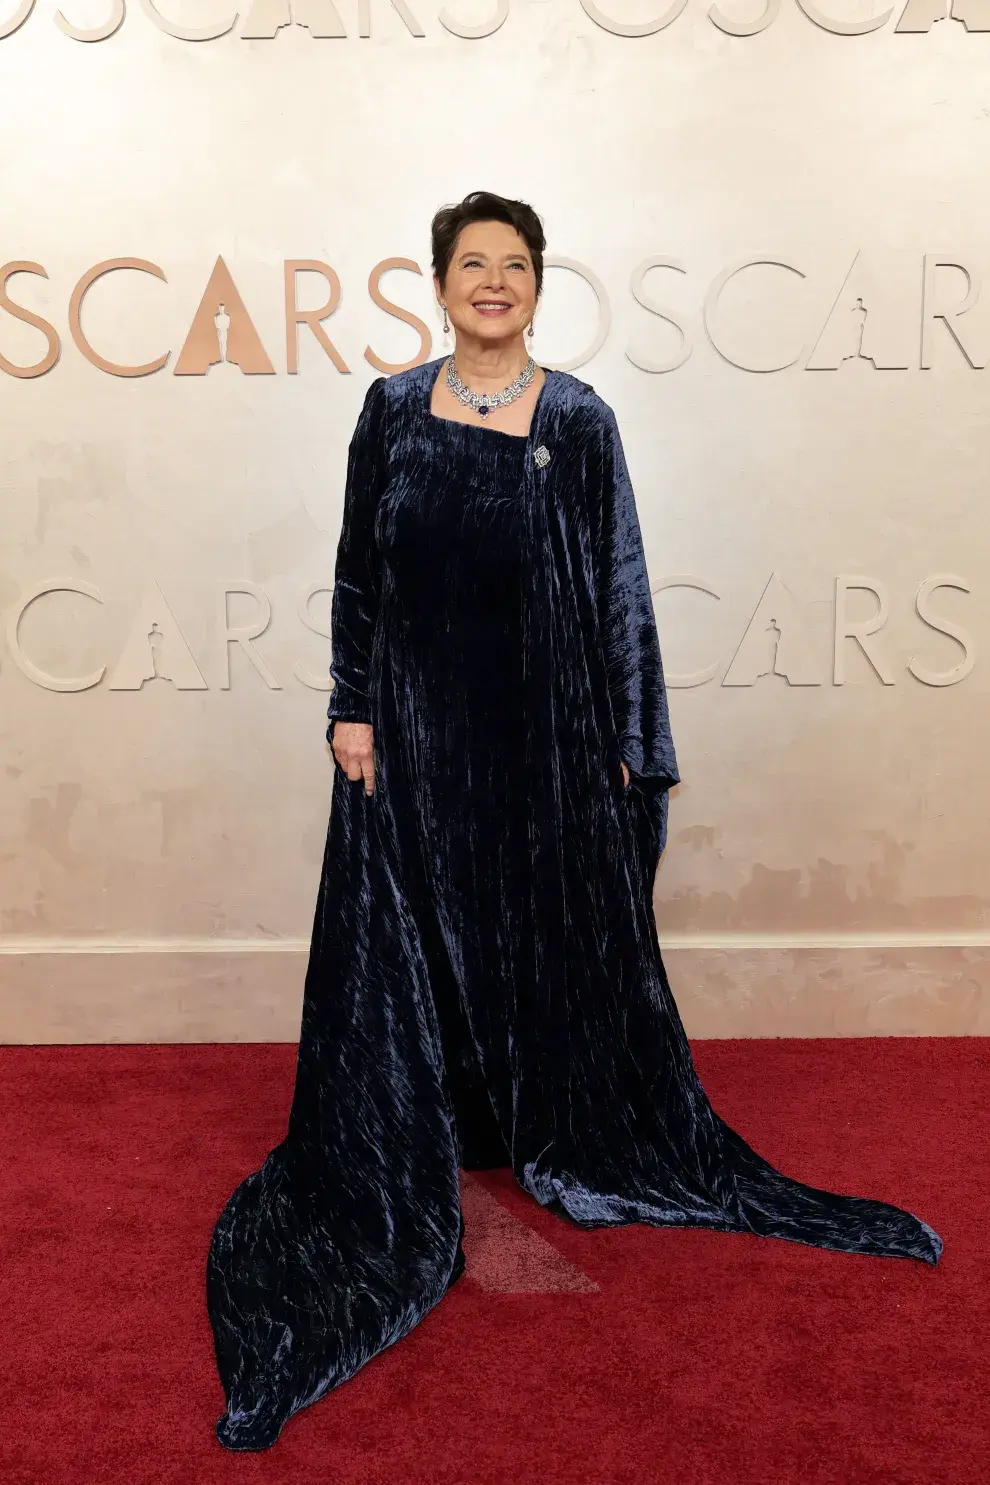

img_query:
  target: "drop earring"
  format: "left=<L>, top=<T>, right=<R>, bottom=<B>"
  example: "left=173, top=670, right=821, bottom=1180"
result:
left=527, top=321, right=535, bottom=339
left=442, top=305, right=450, bottom=334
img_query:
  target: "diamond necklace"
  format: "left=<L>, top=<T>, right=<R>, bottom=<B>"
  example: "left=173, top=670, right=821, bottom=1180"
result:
left=445, top=354, right=537, bottom=419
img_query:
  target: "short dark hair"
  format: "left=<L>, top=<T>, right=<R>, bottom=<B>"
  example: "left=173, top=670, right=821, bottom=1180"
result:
left=431, top=191, right=546, bottom=299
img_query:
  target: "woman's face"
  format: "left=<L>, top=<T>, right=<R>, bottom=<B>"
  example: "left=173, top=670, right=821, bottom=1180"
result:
left=435, top=219, right=538, bottom=348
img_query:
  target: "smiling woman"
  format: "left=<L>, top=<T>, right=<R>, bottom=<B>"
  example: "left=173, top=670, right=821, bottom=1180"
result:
left=205, top=189, right=943, bottom=1454
left=427, top=198, right=549, bottom=437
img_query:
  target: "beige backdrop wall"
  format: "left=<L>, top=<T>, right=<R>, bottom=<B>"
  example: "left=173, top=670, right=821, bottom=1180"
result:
left=1, top=0, right=988, bottom=1041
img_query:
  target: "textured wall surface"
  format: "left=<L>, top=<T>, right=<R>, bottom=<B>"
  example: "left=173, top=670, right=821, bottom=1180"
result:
left=1, top=1, right=988, bottom=1038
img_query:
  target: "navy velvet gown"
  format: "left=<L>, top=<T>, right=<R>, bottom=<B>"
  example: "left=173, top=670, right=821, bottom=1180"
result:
left=206, top=357, right=942, bottom=1451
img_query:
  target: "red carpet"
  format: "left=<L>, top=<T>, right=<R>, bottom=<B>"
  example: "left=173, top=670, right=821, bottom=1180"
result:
left=2, top=1037, right=985, bottom=1484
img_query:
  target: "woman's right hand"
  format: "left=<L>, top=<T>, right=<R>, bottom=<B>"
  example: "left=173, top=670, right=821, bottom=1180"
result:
left=332, top=721, right=376, bottom=795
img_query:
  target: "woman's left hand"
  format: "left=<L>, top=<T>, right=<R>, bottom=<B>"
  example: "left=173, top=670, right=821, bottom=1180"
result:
left=620, top=761, right=630, bottom=789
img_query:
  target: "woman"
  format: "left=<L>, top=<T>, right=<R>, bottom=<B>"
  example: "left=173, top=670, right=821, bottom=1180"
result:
left=206, top=191, right=942, bottom=1452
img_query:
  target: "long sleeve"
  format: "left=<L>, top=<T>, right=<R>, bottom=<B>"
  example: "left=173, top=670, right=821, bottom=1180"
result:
left=326, top=375, right=388, bottom=744
left=595, top=401, right=680, bottom=856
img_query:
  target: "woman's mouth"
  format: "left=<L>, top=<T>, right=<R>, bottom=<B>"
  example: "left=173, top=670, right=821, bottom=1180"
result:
left=473, top=302, right=512, bottom=317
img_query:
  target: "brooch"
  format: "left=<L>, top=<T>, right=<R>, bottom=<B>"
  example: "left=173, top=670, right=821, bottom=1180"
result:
left=533, top=445, right=551, bottom=468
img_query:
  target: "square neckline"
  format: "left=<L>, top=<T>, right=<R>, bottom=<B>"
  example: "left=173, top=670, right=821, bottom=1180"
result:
left=425, top=355, right=552, bottom=442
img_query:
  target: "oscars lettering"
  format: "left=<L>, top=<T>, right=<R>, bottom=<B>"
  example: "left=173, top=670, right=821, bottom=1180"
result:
left=2, top=250, right=988, bottom=380
left=2, top=574, right=977, bottom=694
left=2, top=0, right=989, bottom=43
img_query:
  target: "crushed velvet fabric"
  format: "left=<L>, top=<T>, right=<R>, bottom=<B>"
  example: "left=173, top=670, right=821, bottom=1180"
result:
left=206, top=356, right=942, bottom=1451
